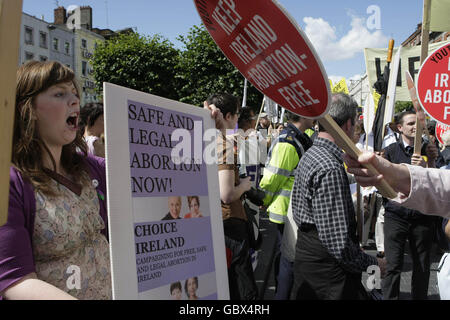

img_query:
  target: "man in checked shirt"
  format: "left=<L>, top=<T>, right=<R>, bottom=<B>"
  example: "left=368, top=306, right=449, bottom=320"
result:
left=291, top=93, right=386, bottom=300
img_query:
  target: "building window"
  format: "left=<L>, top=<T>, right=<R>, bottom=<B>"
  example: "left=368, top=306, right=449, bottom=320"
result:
left=82, top=61, right=87, bottom=76
left=39, top=31, right=47, bottom=48
left=65, top=42, right=70, bottom=55
left=25, top=52, right=34, bottom=61
left=81, top=39, right=87, bottom=49
left=24, top=26, right=33, bottom=45
left=53, top=38, right=59, bottom=51
left=39, top=56, right=48, bottom=62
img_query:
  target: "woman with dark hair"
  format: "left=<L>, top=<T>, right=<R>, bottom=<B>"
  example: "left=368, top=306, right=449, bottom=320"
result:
left=185, top=277, right=199, bottom=300
left=0, top=61, right=110, bottom=299
left=79, top=102, right=105, bottom=157
left=184, top=196, right=203, bottom=218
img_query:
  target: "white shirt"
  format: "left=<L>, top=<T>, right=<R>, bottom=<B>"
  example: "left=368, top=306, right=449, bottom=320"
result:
left=382, top=127, right=399, bottom=149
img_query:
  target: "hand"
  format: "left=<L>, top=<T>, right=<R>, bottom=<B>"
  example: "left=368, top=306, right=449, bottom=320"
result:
left=93, top=134, right=106, bottom=158
left=343, top=152, right=411, bottom=195
left=377, top=257, right=387, bottom=278
left=204, top=101, right=224, bottom=130
left=239, top=176, right=252, bottom=193
left=411, top=154, right=426, bottom=167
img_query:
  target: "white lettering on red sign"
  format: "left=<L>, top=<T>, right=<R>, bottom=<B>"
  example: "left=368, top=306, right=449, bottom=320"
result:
left=435, top=73, right=449, bottom=87
left=424, top=89, right=450, bottom=103
left=212, top=0, right=242, bottom=36
left=277, top=79, right=320, bottom=109
left=445, top=106, right=450, bottom=120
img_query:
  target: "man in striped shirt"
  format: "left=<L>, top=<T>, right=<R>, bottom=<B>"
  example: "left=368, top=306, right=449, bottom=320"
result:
left=291, top=93, right=386, bottom=300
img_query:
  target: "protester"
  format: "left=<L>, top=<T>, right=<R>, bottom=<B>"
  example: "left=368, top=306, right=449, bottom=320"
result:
left=343, top=152, right=450, bottom=218
left=236, top=106, right=264, bottom=253
left=381, top=110, right=438, bottom=300
left=353, top=119, right=365, bottom=144
left=237, top=107, right=258, bottom=132
left=207, top=92, right=257, bottom=300
left=0, top=61, right=110, bottom=299
left=291, top=93, right=385, bottom=300
left=0, top=61, right=223, bottom=300
left=441, top=130, right=450, bottom=166
left=79, top=102, right=105, bottom=158
left=184, top=196, right=203, bottom=218
left=257, top=113, right=271, bottom=130
left=276, top=123, right=284, bottom=134
left=259, top=110, right=313, bottom=300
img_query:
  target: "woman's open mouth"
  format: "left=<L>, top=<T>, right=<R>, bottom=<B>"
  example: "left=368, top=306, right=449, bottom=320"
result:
left=66, top=112, right=79, bottom=130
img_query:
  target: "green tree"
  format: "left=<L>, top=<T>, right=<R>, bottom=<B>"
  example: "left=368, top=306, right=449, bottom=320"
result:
left=394, top=101, right=413, bottom=114
left=91, top=32, right=181, bottom=101
left=177, top=25, right=263, bottom=109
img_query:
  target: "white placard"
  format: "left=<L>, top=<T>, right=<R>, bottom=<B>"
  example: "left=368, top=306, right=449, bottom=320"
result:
left=103, top=82, right=229, bottom=300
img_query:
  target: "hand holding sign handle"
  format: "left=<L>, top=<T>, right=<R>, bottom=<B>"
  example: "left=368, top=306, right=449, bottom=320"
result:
left=193, top=0, right=397, bottom=199
left=405, top=70, right=430, bottom=157
left=319, top=115, right=397, bottom=199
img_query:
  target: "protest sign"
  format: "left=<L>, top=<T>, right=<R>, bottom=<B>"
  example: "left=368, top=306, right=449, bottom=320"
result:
left=362, top=91, right=375, bottom=150
left=332, top=78, right=350, bottom=95
left=364, top=41, right=450, bottom=102
left=194, top=0, right=397, bottom=199
left=416, top=42, right=450, bottom=125
left=436, top=122, right=450, bottom=145
left=0, top=0, right=22, bottom=226
left=383, top=47, right=402, bottom=135
left=405, top=70, right=430, bottom=155
left=103, top=83, right=228, bottom=299
left=194, top=0, right=330, bottom=118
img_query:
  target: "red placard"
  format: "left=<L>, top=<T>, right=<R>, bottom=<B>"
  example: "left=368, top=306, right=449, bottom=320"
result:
left=417, top=43, right=450, bottom=125
left=435, top=121, right=450, bottom=145
left=193, top=0, right=330, bottom=119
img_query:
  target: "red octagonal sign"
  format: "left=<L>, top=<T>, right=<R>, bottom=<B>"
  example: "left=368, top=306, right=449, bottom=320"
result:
left=417, top=43, right=450, bottom=125
left=193, top=0, right=330, bottom=119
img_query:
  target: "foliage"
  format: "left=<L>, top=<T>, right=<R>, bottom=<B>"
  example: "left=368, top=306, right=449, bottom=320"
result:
left=176, top=25, right=263, bottom=109
left=394, top=101, right=414, bottom=115
left=91, top=26, right=264, bottom=110
left=91, top=32, right=181, bottom=101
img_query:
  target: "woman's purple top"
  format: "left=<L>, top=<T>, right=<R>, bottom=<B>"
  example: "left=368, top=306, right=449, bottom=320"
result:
left=0, top=155, right=108, bottom=296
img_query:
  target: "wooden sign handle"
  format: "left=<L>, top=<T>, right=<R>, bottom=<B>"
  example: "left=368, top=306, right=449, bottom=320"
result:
left=387, top=39, right=395, bottom=63
left=0, top=0, right=23, bottom=226
left=318, top=115, right=398, bottom=199
left=413, top=114, right=423, bottom=156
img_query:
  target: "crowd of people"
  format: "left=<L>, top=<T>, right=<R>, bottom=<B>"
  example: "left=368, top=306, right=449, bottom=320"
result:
left=0, top=60, right=449, bottom=300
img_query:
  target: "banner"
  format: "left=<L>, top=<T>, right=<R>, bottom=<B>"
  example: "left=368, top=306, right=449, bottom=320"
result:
left=103, top=83, right=228, bottom=300
left=363, top=90, right=375, bottom=136
left=364, top=40, right=450, bottom=101
left=383, top=46, right=402, bottom=129
left=430, top=0, right=450, bottom=32
left=332, top=78, right=350, bottom=94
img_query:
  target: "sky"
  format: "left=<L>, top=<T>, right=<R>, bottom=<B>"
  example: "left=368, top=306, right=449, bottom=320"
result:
left=22, top=0, right=424, bottom=85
